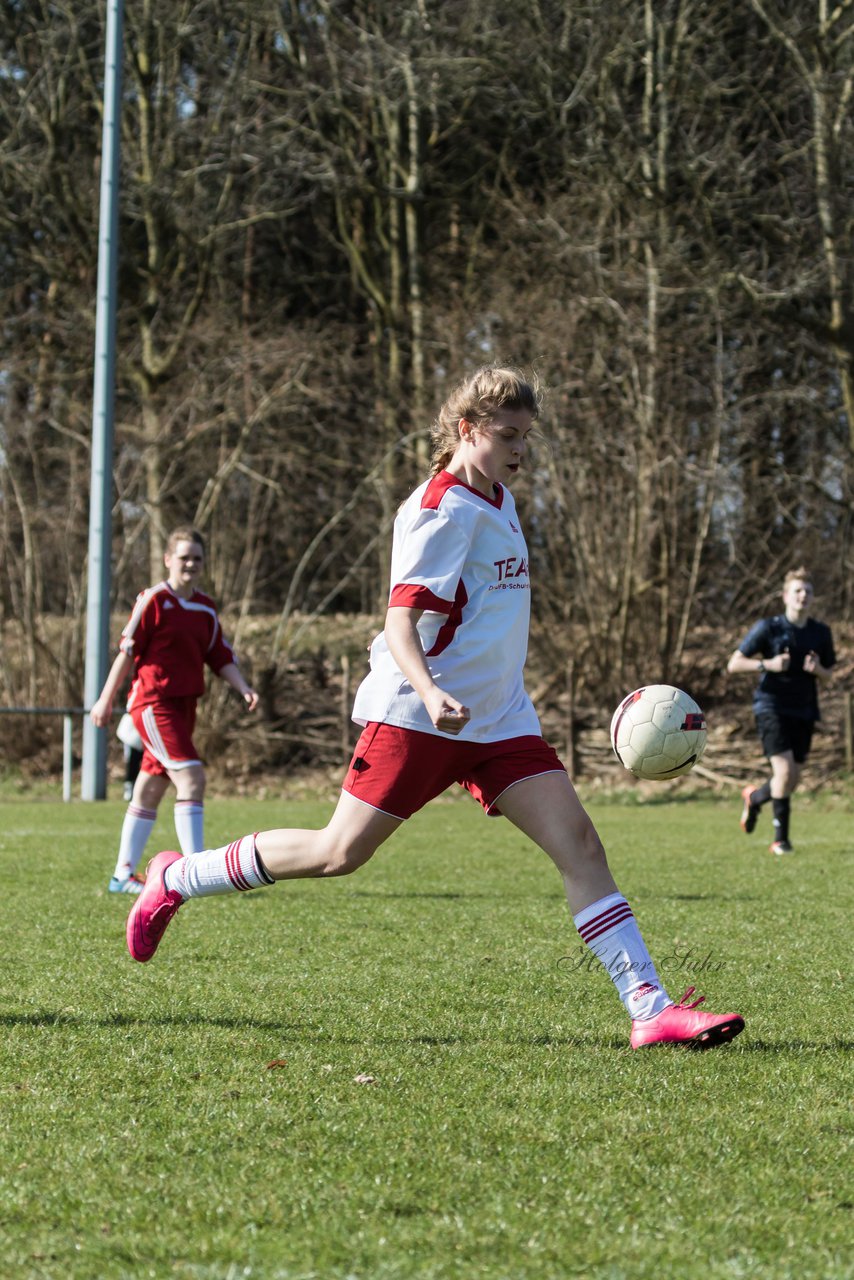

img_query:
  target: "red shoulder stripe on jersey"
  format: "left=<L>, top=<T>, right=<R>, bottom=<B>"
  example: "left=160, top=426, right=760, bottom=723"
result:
left=422, top=470, right=504, bottom=510
left=389, top=583, right=453, bottom=614
left=426, top=579, right=469, bottom=656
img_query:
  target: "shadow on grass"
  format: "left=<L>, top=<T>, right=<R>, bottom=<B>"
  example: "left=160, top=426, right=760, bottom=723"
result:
left=196, top=885, right=762, bottom=903
left=734, top=1038, right=854, bottom=1053
left=348, top=890, right=504, bottom=901
left=0, top=1010, right=306, bottom=1033
left=2, top=1011, right=851, bottom=1055
left=0, top=1009, right=624, bottom=1048
left=650, top=892, right=763, bottom=901
left=0, top=1012, right=628, bottom=1050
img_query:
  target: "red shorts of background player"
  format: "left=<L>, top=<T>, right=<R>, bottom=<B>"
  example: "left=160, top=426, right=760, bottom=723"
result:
left=130, top=696, right=201, bottom=777
left=342, top=722, right=566, bottom=820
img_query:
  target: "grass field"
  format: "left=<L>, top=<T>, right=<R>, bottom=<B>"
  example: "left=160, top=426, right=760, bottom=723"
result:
left=1, top=788, right=852, bottom=1280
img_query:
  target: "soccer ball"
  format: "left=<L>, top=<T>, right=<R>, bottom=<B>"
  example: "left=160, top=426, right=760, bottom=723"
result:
left=609, top=685, right=707, bottom=781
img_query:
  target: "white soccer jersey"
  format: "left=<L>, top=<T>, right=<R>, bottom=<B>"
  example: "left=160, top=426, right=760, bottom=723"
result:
left=352, top=470, right=541, bottom=742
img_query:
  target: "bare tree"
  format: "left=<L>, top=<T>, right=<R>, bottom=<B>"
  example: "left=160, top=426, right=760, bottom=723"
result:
left=2, top=0, right=853, bottom=774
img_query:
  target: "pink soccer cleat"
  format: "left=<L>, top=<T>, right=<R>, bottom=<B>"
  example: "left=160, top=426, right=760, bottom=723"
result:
left=630, top=987, right=744, bottom=1050
left=740, top=785, right=759, bottom=834
left=126, top=850, right=184, bottom=963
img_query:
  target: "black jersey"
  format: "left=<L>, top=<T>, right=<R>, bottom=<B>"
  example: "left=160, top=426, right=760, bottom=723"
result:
left=737, top=614, right=835, bottom=721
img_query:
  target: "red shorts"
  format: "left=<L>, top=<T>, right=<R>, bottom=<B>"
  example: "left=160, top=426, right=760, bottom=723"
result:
left=342, top=722, right=566, bottom=820
left=131, top=697, right=201, bottom=777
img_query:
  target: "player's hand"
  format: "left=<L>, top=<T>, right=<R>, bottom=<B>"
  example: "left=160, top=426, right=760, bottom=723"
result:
left=89, top=698, right=111, bottom=729
left=424, top=689, right=471, bottom=736
left=768, top=650, right=790, bottom=673
left=803, top=650, right=818, bottom=674
left=436, top=703, right=471, bottom=735
left=242, top=687, right=260, bottom=712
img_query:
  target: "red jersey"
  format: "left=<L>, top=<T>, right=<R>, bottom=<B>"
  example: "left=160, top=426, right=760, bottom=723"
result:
left=120, top=582, right=236, bottom=709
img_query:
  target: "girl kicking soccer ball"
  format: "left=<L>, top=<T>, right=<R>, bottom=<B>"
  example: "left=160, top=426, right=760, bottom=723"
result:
left=127, top=367, right=744, bottom=1050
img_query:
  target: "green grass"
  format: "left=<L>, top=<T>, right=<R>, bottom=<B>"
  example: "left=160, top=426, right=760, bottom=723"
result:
left=0, top=791, right=852, bottom=1280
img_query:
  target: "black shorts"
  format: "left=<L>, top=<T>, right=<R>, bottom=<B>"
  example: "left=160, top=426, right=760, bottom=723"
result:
left=755, top=711, right=814, bottom=764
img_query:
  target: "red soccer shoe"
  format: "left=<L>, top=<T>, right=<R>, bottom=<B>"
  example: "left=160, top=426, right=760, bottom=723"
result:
left=630, top=987, right=745, bottom=1050
left=739, top=785, right=759, bottom=834
left=126, top=850, right=184, bottom=963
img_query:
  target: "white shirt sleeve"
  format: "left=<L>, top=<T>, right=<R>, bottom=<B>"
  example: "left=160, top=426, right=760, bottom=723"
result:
left=388, top=506, right=471, bottom=612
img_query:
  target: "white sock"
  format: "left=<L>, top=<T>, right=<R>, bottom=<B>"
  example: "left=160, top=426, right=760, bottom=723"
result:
left=174, top=800, right=205, bottom=854
left=113, top=805, right=157, bottom=879
left=164, top=834, right=274, bottom=899
left=573, top=893, right=672, bottom=1020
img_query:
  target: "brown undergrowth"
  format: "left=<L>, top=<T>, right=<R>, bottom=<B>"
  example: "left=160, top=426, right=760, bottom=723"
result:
left=1, top=614, right=851, bottom=798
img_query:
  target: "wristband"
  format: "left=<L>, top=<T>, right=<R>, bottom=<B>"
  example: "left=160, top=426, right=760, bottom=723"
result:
left=757, top=660, right=765, bottom=673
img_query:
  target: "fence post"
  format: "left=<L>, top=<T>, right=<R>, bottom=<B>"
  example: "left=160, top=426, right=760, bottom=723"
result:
left=341, top=653, right=351, bottom=763
left=63, top=715, right=74, bottom=802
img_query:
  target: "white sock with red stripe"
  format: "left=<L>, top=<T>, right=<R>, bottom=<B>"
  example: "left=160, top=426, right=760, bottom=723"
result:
left=573, top=893, right=672, bottom=1021
left=113, top=804, right=157, bottom=880
left=164, top=834, right=274, bottom=899
left=174, top=800, right=204, bottom=854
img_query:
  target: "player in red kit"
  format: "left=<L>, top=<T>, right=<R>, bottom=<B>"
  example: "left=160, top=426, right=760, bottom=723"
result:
left=126, top=372, right=742, bottom=1050
left=90, top=527, right=258, bottom=893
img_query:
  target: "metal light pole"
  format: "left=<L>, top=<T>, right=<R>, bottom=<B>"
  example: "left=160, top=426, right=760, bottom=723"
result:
left=81, top=0, right=124, bottom=799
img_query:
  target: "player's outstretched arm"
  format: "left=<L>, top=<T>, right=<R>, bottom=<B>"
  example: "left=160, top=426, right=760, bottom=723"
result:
left=217, top=662, right=259, bottom=711
left=383, top=605, right=470, bottom=736
left=89, top=651, right=133, bottom=728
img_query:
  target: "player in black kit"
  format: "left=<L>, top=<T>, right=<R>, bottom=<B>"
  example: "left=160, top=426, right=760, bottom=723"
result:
left=727, top=567, right=835, bottom=855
